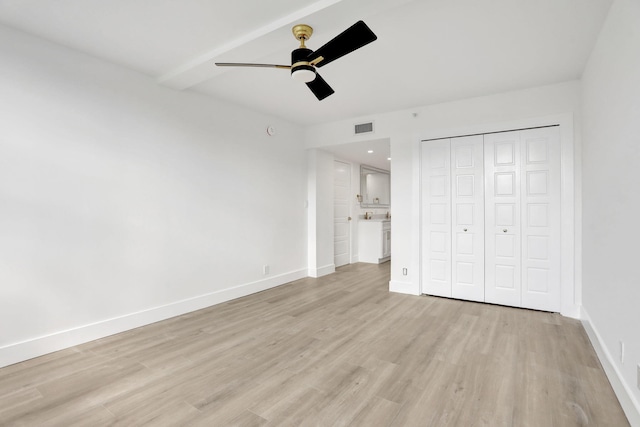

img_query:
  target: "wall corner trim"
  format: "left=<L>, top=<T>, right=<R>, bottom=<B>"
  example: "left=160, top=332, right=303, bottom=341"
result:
left=560, top=304, right=581, bottom=320
left=308, top=264, right=336, bottom=278
left=389, top=280, right=420, bottom=295
left=0, top=268, right=308, bottom=369
left=581, top=308, right=640, bottom=426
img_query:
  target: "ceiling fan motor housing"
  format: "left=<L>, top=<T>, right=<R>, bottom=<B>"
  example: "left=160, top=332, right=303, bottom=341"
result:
left=291, top=48, right=316, bottom=82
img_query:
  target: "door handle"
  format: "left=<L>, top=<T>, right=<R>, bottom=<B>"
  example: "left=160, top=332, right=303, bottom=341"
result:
left=503, top=229, right=508, bottom=233
left=463, top=228, right=468, bottom=232
left=348, top=217, right=352, bottom=221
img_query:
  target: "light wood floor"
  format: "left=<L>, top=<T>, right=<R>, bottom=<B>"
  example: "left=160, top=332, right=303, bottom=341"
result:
left=0, top=263, right=628, bottom=426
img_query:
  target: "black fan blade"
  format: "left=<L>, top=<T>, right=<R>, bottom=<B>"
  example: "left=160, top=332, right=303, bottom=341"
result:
left=307, top=21, right=377, bottom=68
left=306, top=73, right=334, bottom=101
left=215, top=62, right=290, bottom=69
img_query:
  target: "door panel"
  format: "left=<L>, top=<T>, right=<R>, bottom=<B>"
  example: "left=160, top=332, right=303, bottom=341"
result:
left=421, top=139, right=452, bottom=297
left=485, top=131, right=521, bottom=307
left=520, top=127, right=561, bottom=311
left=451, top=135, right=484, bottom=302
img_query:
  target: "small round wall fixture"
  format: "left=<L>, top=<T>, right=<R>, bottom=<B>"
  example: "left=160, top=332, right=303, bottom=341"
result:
left=266, top=126, right=276, bottom=136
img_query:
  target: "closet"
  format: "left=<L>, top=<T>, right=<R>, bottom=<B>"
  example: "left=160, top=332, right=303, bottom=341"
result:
left=420, top=126, right=561, bottom=312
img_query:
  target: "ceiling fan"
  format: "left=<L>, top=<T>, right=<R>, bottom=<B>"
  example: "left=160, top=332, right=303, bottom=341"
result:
left=215, top=20, right=377, bottom=101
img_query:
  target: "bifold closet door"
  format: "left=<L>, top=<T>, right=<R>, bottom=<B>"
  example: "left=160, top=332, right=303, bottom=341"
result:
left=451, top=136, right=484, bottom=302
left=423, top=127, right=560, bottom=311
left=421, top=136, right=484, bottom=300
left=421, top=140, right=452, bottom=298
left=484, top=127, right=561, bottom=311
left=484, top=131, right=522, bottom=307
left=519, top=127, right=561, bottom=312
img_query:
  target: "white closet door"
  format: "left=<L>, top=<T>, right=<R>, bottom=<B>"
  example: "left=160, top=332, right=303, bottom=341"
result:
left=520, top=127, right=561, bottom=311
left=484, top=131, right=522, bottom=307
left=451, top=136, right=485, bottom=302
left=421, top=139, right=452, bottom=297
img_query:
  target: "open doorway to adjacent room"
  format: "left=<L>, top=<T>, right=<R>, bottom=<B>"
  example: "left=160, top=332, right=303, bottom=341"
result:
left=321, top=138, right=391, bottom=268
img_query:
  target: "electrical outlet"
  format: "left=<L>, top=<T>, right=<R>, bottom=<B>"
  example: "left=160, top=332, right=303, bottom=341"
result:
left=263, top=265, right=269, bottom=275
left=620, top=341, right=625, bottom=363
left=402, top=268, right=408, bottom=276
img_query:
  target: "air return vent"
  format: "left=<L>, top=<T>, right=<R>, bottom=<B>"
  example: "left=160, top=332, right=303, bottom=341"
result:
left=354, top=121, right=374, bottom=134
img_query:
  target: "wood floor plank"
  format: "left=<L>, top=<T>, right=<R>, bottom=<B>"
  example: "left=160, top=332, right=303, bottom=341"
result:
left=0, top=262, right=629, bottom=426
left=260, top=387, right=327, bottom=426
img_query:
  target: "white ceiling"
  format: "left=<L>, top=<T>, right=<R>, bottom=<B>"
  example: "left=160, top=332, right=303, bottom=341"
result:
left=0, top=0, right=612, bottom=128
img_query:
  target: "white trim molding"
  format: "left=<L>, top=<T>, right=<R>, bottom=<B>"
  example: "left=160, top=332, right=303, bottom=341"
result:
left=389, top=280, right=420, bottom=295
left=0, top=268, right=307, bottom=369
left=582, top=308, right=640, bottom=426
left=308, top=263, right=336, bottom=278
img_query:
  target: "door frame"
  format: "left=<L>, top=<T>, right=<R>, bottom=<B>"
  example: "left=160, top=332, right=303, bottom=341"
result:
left=418, top=113, right=577, bottom=317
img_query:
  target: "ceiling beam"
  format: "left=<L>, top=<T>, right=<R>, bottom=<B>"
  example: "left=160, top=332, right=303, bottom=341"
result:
left=157, top=0, right=344, bottom=90
left=156, top=0, right=417, bottom=91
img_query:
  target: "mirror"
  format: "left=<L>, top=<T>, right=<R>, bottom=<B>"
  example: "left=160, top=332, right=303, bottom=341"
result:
left=360, top=164, right=390, bottom=207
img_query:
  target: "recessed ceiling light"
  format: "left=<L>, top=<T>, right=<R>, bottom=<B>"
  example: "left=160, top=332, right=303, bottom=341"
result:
left=367, top=150, right=374, bottom=153
left=387, top=157, right=391, bottom=161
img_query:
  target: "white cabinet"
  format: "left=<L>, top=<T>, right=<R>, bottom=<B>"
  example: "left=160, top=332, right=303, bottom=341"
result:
left=359, top=220, right=391, bottom=264
left=382, top=222, right=391, bottom=258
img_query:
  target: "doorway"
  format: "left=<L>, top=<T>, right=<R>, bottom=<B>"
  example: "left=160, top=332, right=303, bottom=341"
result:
left=325, top=139, right=391, bottom=268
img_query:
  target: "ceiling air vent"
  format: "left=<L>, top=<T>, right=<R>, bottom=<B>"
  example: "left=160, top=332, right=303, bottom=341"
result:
left=354, top=121, right=374, bottom=135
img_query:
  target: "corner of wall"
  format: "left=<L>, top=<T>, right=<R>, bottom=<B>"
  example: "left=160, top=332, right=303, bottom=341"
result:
left=581, top=307, right=640, bottom=426
left=0, top=269, right=308, bottom=369
left=389, top=280, right=420, bottom=295
left=308, top=264, right=336, bottom=278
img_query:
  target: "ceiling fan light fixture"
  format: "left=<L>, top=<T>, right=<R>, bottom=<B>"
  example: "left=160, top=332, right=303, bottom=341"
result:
left=291, top=66, right=316, bottom=83
left=215, top=21, right=377, bottom=101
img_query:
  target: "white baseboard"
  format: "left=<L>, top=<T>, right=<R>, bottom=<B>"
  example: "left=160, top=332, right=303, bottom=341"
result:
left=561, top=304, right=581, bottom=320
left=308, top=263, right=335, bottom=278
left=389, top=280, right=420, bottom=295
left=0, top=268, right=308, bottom=369
left=581, top=308, right=640, bottom=426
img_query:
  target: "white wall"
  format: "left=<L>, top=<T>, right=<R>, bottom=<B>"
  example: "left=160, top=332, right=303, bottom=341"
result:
left=581, top=0, right=640, bottom=422
left=306, top=149, right=335, bottom=277
left=0, top=25, right=308, bottom=367
left=305, top=81, right=582, bottom=310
